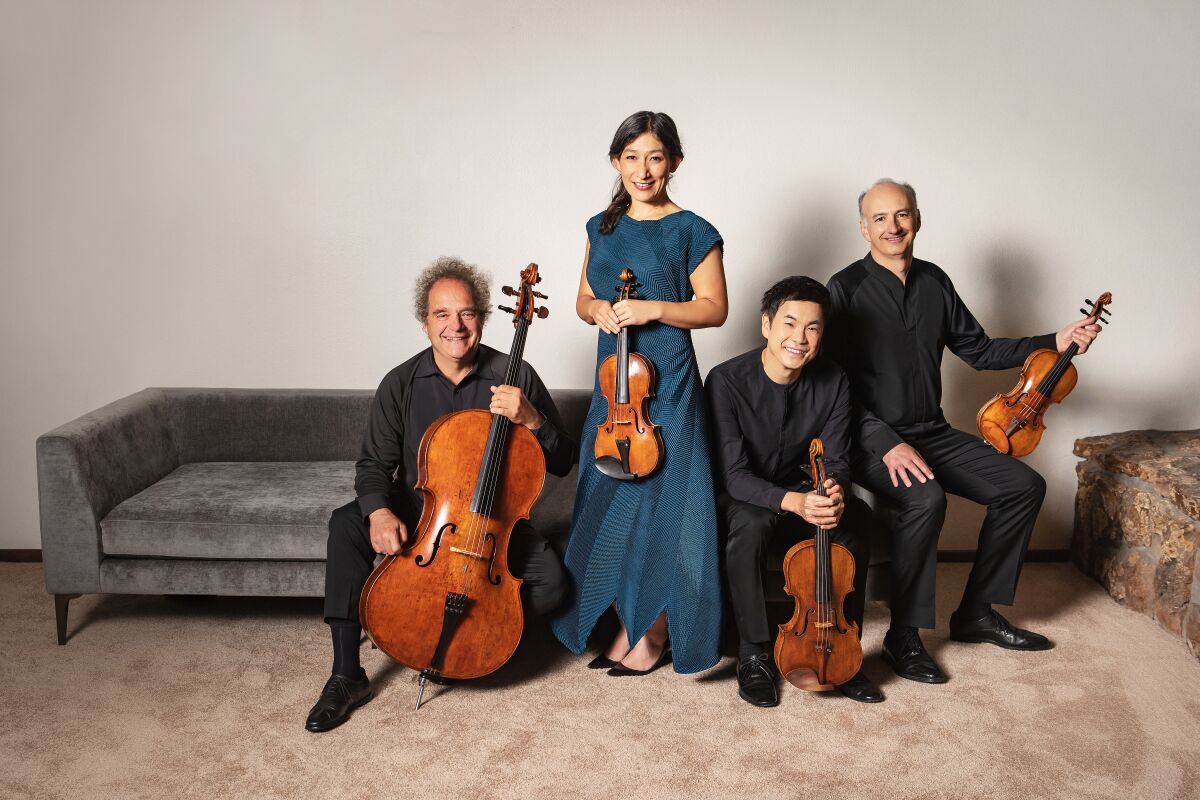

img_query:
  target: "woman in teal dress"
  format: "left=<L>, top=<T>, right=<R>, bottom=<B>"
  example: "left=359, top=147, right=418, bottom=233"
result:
left=552, top=111, right=728, bottom=674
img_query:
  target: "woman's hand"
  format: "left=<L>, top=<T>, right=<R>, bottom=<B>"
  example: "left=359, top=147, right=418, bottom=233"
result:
left=588, top=299, right=622, bottom=334
left=611, top=299, right=661, bottom=327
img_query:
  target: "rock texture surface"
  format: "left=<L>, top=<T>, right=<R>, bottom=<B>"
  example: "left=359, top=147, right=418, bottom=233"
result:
left=1073, top=429, right=1200, bottom=661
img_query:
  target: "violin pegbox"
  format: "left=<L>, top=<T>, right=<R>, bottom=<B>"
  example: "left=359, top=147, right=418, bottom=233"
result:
left=500, top=263, right=550, bottom=324
left=1080, top=292, right=1113, bottom=325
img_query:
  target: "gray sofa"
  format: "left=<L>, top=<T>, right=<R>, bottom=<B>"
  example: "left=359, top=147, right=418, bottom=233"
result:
left=36, top=387, right=592, bottom=644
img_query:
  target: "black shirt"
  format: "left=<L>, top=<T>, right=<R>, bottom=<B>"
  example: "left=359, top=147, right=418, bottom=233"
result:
left=705, top=349, right=852, bottom=512
left=355, top=344, right=574, bottom=519
left=827, top=254, right=1056, bottom=458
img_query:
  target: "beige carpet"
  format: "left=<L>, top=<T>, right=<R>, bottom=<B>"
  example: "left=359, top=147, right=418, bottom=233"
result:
left=2, top=563, right=1198, bottom=800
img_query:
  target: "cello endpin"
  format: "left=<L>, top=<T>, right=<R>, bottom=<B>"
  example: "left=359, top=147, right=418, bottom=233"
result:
left=415, top=675, right=427, bottom=711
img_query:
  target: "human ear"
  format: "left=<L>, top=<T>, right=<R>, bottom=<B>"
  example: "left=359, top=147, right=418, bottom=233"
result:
left=859, top=218, right=870, bottom=243
left=761, top=313, right=771, bottom=339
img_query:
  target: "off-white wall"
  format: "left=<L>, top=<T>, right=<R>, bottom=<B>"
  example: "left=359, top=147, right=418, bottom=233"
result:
left=3, top=1, right=1198, bottom=552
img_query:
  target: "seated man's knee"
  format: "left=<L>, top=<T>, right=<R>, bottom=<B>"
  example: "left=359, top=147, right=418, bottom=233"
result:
left=722, top=500, right=775, bottom=560
left=899, top=480, right=947, bottom=520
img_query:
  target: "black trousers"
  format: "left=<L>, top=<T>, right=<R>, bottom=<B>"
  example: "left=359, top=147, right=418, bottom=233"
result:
left=323, top=499, right=568, bottom=625
left=719, top=495, right=872, bottom=646
left=853, top=423, right=1046, bottom=629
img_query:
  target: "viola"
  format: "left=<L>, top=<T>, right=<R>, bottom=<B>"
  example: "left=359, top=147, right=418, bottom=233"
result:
left=976, top=292, right=1112, bottom=457
left=594, top=267, right=664, bottom=480
left=359, top=264, right=550, bottom=709
left=774, top=439, right=862, bottom=691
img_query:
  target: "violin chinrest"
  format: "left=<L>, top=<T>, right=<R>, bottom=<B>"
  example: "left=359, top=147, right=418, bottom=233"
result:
left=594, top=456, right=640, bottom=480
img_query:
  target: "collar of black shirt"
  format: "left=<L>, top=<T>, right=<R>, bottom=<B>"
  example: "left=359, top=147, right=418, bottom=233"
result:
left=412, top=345, right=505, bottom=383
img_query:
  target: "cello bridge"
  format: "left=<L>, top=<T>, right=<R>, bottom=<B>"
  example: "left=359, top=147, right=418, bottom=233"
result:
left=814, top=621, right=834, bottom=629
left=449, top=546, right=485, bottom=560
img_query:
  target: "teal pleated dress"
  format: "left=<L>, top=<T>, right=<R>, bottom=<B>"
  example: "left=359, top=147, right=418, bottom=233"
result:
left=552, top=210, right=723, bottom=674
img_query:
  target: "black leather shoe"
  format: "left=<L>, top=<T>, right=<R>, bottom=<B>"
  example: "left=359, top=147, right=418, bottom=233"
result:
left=950, top=609, right=1052, bottom=651
left=587, top=654, right=620, bottom=669
left=607, top=647, right=672, bottom=676
left=835, top=670, right=884, bottom=703
left=736, top=653, right=779, bottom=707
left=883, top=630, right=948, bottom=684
left=305, top=672, right=372, bottom=732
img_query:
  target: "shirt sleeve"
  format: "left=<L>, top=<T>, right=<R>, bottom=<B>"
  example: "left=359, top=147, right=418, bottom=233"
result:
left=705, top=368, right=788, bottom=513
left=820, top=369, right=853, bottom=489
left=519, top=363, right=575, bottom=478
left=687, top=216, right=724, bottom=276
left=826, top=275, right=905, bottom=459
left=941, top=275, right=1057, bottom=370
left=355, top=371, right=406, bottom=519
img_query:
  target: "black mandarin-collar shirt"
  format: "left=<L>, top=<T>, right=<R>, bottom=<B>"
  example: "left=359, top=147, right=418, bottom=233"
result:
left=355, top=344, right=573, bottom=520
left=705, top=349, right=851, bottom=513
left=827, top=254, right=1056, bottom=458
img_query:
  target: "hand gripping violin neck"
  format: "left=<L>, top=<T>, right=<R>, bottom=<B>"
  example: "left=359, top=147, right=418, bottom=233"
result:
left=594, top=268, right=664, bottom=480
left=977, top=292, right=1112, bottom=457
left=359, top=264, right=550, bottom=710
left=774, top=439, right=862, bottom=691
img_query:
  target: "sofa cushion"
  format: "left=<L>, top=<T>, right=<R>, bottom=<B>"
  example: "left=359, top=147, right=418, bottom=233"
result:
left=101, top=462, right=355, bottom=560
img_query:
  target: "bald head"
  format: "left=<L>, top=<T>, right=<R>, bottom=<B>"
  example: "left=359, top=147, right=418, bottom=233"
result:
left=858, top=179, right=919, bottom=219
left=858, top=179, right=921, bottom=270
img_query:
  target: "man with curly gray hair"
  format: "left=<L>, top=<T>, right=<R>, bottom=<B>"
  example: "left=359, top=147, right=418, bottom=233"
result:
left=306, top=256, right=573, bottom=733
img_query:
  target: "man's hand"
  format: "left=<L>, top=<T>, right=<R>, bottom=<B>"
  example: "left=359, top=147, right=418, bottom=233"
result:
left=882, top=443, right=935, bottom=488
left=782, top=479, right=845, bottom=527
left=1056, top=316, right=1102, bottom=354
left=368, top=508, right=408, bottom=555
left=490, top=385, right=543, bottom=430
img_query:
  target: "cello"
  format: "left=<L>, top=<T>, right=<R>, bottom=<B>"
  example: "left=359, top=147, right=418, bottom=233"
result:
left=359, top=263, right=550, bottom=709
left=774, top=439, right=862, bottom=691
left=976, top=292, right=1112, bottom=457
left=594, top=267, right=664, bottom=480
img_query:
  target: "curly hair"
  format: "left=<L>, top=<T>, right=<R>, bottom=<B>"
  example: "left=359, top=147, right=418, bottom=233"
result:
left=413, top=256, right=492, bottom=326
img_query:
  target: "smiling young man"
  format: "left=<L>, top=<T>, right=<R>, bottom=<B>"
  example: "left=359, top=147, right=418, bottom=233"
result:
left=305, top=256, right=574, bottom=732
left=705, top=276, right=882, bottom=707
left=826, top=179, right=1100, bottom=685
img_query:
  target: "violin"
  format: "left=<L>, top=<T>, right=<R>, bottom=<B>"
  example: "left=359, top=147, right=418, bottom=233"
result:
left=594, top=267, right=664, bottom=480
left=774, top=439, right=862, bottom=691
left=976, top=292, right=1112, bottom=457
left=359, top=264, right=550, bottom=709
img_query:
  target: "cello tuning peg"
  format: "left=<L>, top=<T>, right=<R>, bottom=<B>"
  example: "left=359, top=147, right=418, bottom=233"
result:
left=1098, top=317, right=1109, bottom=324
left=501, top=286, right=517, bottom=296
left=1100, top=307, right=1112, bottom=315
left=1079, top=308, right=1089, bottom=316
left=1085, top=299, right=1093, bottom=306
left=499, top=305, right=515, bottom=314
left=536, top=306, right=549, bottom=319
left=533, top=291, right=547, bottom=299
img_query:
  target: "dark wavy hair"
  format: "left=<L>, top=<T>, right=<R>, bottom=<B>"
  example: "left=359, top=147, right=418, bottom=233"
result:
left=413, top=256, right=492, bottom=327
left=760, top=276, right=830, bottom=322
left=599, top=111, right=684, bottom=235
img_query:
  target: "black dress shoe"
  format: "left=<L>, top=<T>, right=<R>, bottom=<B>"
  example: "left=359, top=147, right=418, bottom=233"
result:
left=587, top=654, right=620, bottom=669
left=305, top=672, right=372, bottom=733
left=736, top=653, right=779, bottom=707
left=607, top=647, right=672, bottom=676
left=835, top=670, right=884, bottom=703
left=950, top=609, right=1052, bottom=651
left=883, top=630, right=948, bottom=684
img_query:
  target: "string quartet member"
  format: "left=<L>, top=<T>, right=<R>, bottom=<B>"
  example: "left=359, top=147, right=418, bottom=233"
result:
left=706, top=276, right=883, bottom=706
left=826, top=179, right=1100, bottom=684
left=306, top=257, right=573, bottom=732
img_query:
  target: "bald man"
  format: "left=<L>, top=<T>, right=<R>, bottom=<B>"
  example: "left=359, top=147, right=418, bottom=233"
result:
left=826, top=179, right=1100, bottom=684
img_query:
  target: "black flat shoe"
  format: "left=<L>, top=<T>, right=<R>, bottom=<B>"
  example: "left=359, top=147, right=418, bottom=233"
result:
left=736, top=653, right=779, bottom=707
left=835, top=669, right=884, bottom=703
left=950, top=609, right=1052, bottom=651
left=587, top=654, right=620, bottom=669
left=607, top=647, right=672, bottom=676
left=305, top=672, right=372, bottom=732
left=883, top=630, right=948, bottom=684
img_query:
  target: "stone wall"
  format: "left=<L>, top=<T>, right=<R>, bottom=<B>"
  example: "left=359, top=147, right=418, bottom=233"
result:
left=1072, top=430, right=1200, bottom=661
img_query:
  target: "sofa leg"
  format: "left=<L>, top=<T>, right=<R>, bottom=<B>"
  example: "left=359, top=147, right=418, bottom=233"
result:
left=55, top=594, right=80, bottom=645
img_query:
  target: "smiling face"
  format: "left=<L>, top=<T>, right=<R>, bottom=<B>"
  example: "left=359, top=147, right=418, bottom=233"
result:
left=422, top=278, right=482, bottom=373
left=859, top=182, right=920, bottom=268
left=761, top=300, right=824, bottom=382
left=611, top=131, right=681, bottom=208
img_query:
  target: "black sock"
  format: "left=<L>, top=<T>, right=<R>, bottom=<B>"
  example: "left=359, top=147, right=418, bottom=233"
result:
left=956, top=598, right=992, bottom=620
left=739, top=639, right=769, bottom=662
left=885, top=624, right=918, bottom=647
left=330, top=620, right=364, bottom=679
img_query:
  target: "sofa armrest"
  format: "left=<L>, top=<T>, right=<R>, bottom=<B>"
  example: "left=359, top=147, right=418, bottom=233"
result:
left=37, top=389, right=180, bottom=593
